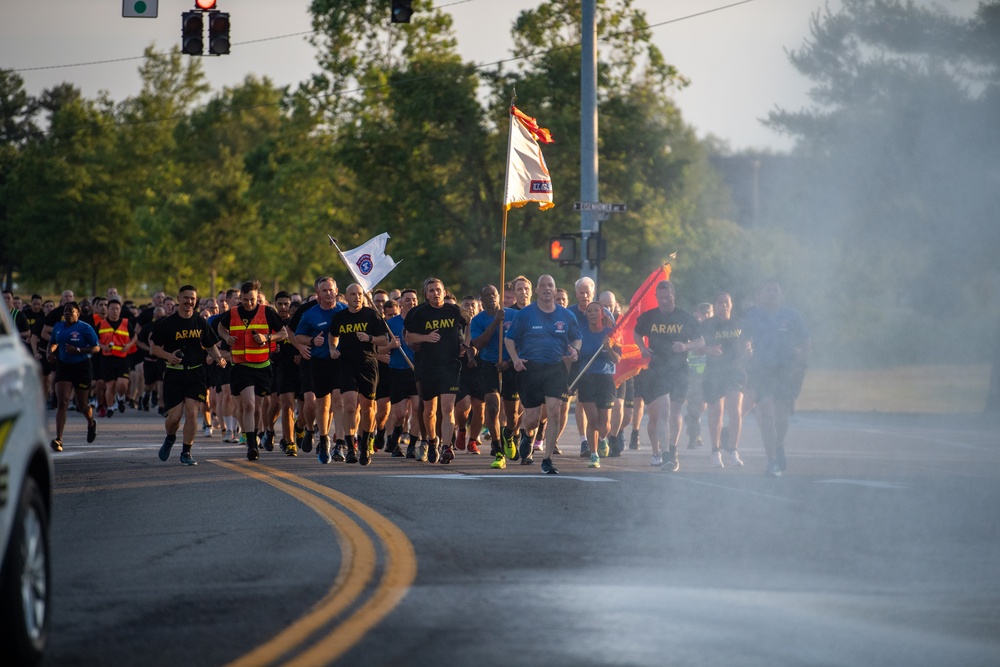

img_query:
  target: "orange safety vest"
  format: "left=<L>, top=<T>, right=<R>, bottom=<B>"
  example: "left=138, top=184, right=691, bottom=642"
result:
left=97, top=316, right=132, bottom=358
left=230, top=307, right=270, bottom=364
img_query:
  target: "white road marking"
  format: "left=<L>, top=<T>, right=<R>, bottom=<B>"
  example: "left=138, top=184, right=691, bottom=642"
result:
left=386, top=474, right=616, bottom=482
left=815, top=478, right=911, bottom=489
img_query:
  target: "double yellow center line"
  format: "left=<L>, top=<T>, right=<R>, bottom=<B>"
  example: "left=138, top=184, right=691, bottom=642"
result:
left=213, top=461, right=417, bottom=666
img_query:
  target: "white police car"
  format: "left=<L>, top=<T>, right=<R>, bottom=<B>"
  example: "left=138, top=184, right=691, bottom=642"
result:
left=0, top=305, right=52, bottom=665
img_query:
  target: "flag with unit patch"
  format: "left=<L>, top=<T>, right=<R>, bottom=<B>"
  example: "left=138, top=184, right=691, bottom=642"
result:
left=503, top=106, right=554, bottom=211
left=338, top=233, right=399, bottom=293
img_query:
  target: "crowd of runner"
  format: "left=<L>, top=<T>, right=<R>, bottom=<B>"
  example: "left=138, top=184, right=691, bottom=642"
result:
left=7, top=272, right=807, bottom=477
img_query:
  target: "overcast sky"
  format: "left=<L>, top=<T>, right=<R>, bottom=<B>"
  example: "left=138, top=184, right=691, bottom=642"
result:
left=0, top=0, right=983, bottom=151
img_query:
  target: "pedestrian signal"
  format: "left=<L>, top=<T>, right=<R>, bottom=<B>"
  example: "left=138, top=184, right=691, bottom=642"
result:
left=208, top=11, right=230, bottom=55
left=181, top=11, right=204, bottom=55
left=548, top=237, right=578, bottom=264
left=391, top=0, right=413, bottom=23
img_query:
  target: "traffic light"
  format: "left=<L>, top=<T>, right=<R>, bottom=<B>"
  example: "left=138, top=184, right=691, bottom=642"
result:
left=586, top=233, right=606, bottom=262
left=207, top=11, right=230, bottom=55
left=181, top=11, right=204, bottom=56
left=548, top=236, right=578, bottom=264
left=195, top=0, right=217, bottom=8
left=391, top=0, right=413, bottom=23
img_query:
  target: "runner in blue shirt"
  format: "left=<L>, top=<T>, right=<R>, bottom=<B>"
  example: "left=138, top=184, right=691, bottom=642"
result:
left=470, top=284, right=518, bottom=467
left=293, top=277, right=346, bottom=458
left=47, top=302, right=100, bottom=451
left=504, top=275, right=582, bottom=474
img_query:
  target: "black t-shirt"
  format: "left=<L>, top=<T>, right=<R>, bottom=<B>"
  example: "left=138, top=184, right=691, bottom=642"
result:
left=634, top=307, right=700, bottom=375
left=149, top=312, right=219, bottom=365
left=404, top=302, right=467, bottom=366
left=22, top=308, right=44, bottom=337
left=271, top=316, right=298, bottom=369
left=701, top=315, right=748, bottom=373
left=137, top=319, right=160, bottom=361
left=287, top=299, right=317, bottom=334
left=330, top=306, right=387, bottom=364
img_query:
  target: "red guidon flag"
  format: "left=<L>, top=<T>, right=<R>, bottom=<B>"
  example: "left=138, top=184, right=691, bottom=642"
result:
left=503, top=106, right=554, bottom=211
left=611, top=264, right=672, bottom=387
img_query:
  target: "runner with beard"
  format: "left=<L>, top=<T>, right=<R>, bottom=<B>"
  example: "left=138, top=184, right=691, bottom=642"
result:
left=152, top=285, right=227, bottom=466
left=216, top=279, right=289, bottom=461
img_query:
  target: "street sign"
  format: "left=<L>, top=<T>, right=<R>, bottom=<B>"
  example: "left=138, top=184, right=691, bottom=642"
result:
left=123, top=0, right=158, bottom=17
left=573, top=201, right=626, bottom=213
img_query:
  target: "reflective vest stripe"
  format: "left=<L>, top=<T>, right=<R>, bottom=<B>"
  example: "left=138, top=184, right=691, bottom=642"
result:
left=230, top=307, right=270, bottom=364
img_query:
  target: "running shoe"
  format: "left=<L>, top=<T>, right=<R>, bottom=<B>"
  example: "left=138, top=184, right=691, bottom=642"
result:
left=518, top=438, right=533, bottom=465
left=427, top=441, right=439, bottom=464
left=262, top=431, right=275, bottom=452
left=180, top=452, right=198, bottom=466
left=503, top=436, right=517, bottom=461
left=439, top=445, right=454, bottom=464
left=239, top=433, right=247, bottom=446
left=390, top=444, right=404, bottom=457
left=765, top=461, right=782, bottom=477
left=317, top=441, right=332, bottom=464
left=285, top=442, right=298, bottom=457
left=87, top=419, right=97, bottom=443
left=629, top=429, right=640, bottom=450
left=650, top=453, right=663, bottom=467
left=373, top=432, right=385, bottom=452
left=728, top=450, right=744, bottom=467
left=332, top=443, right=346, bottom=462
left=608, top=434, right=623, bottom=458
left=159, top=434, right=176, bottom=461
left=456, top=430, right=467, bottom=451
left=711, top=450, right=725, bottom=468
left=279, top=438, right=288, bottom=453
left=345, top=446, right=359, bottom=464
left=541, top=458, right=558, bottom=475
left=588, top=453, right=601, bottom=469
left=579, top=439, right=588, bottom=457
left=490, top=452, right=506, bottom=469
left=407, top=442, right=417, bottom=459
left=598, top=438, right=610, bottom=458
left=294, top=426, right=305, bottom=446
left=203, top=425, right=213, bottom=438
left=50, top=439, right=62, bottom=453
left=687, top=435, right=702, bottom=450
left=533, top=440, right=544, bottom=452
left=300, top=430, right=314, bottom=454
left=776, top=445, right=787, bottom=472
left=553, top=444, right=562, bottom=455
left=360, top=444, right=372, bottom=466
left=663, top=450, right=680, bottom=473
left=467, top=440, right=481, bottom=455
left=117, top=396, right=126, bottom=413
left=97, top=405, right=106, bottom=419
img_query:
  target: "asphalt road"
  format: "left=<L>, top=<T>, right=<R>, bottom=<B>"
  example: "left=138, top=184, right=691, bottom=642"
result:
left=41, top=407, right=1000, bottom=666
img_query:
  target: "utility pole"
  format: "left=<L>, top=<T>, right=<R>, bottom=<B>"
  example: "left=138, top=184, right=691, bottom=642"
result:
left=580, top=0, right=598, bottom=284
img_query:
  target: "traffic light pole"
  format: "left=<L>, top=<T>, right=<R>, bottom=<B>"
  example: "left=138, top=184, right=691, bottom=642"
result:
left=580, top=0, right=598, bottom=285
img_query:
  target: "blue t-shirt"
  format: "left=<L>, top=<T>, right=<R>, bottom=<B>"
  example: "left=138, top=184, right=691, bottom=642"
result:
left=294, top=302, right=346, bottom=360
left=385, top=314, right=414, bottom=369
left=743, top=306, right=808, bottom=368
left=579, top=324, right=616, bottom=375
left=470, top=307, right=517, bottom=363
left=51, top=320, right=99, bottom=365
left=506, top=303, right=582, bottom=365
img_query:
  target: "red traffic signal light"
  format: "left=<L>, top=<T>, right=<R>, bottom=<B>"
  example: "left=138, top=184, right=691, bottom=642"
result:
left=181, top=11, right=203, bottom=56
left=195, top=0, right=217, bottom=9
left=208, top=11, right=230, bottom=55
left=549, top=236, right=578, bottom=263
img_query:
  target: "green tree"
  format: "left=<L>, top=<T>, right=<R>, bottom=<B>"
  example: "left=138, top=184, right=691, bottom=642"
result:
left=0, top=69, right=40, bottom=289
